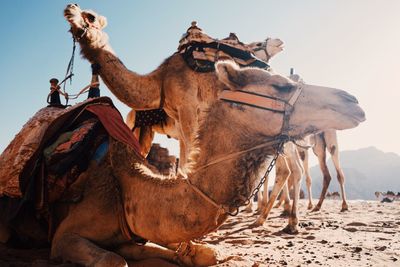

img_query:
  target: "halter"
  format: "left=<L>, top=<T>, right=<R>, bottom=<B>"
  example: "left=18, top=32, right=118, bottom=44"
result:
left=218, top=83, right=303, bottom=136
left=251, top=38, right=271, bottom=61
left=185, top=83, right=304, bottom=219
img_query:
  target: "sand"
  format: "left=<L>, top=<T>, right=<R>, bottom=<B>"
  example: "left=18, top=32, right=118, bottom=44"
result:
left=206, top=199, right=400, bottom=266
left=0, top=200, right=399, bottom=266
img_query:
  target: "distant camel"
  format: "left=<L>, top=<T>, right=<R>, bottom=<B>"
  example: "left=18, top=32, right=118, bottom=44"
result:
left=375, top=191, right=400, bottom=201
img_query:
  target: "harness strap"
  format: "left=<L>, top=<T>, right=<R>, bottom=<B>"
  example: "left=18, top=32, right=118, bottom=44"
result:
left=195, top=139, right=282, bottom=172
left=185, top=178, right=227, bottom=225
left=219, top=90, right=286, bottom=112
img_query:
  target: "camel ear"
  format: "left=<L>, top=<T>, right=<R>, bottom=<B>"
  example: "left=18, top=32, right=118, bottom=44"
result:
left=215, top=61, right=245, bottom=90
left=98, top=15, right=108, bottom=29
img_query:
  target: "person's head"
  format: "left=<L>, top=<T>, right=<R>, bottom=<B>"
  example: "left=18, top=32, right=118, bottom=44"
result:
left=50, top=78, right=59, bottom=86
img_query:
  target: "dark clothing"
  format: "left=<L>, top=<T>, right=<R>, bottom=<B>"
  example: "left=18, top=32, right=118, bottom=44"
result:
left=49, top=91, right=61, bottom=105
left=88, top=87, right=100, bottom=98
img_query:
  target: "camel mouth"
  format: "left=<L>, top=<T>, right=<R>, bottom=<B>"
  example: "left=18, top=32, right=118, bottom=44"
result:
left=338, top=108, right=366, bottom=126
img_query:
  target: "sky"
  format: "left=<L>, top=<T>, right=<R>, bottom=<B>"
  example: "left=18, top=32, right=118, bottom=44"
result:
left=0, top=1, right=400, bottom=165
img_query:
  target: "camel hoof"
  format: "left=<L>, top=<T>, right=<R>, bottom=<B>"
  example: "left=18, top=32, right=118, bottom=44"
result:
left=251, top=219, right=264, bottom=228
left=311, top=206, right=321, bottom=212
left=307, top=204, right=313, bottom=210
left=340, top=206, right=349, bottom=212
left=177, top=242, right=218, bottom=267
left=282, top=225, right=299, bottom=235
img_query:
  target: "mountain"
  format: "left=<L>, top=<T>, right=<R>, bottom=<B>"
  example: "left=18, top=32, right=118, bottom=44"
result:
left=304, top=146, right=400, bottom=200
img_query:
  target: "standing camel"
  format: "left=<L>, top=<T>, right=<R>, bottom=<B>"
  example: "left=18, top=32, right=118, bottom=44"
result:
left=64, top=4, right=284, bottom=170
left=0, top=58, right=365, bottom=266
left=303, top=130, right=349, bottom=212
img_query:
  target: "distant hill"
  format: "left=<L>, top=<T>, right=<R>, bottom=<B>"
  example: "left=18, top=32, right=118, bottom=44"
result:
left=304, top=146, right=400, bottom=200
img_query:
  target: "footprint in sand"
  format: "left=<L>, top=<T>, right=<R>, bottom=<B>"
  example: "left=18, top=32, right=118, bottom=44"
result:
left=303, top=235, right=316, bottom=240
left=346, top=222, right=367, bottom=227
left=343, top=227, right=358, bottom=232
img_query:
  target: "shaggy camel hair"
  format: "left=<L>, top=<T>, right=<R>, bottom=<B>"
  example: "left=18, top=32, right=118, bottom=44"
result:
left=0, top=58, right=365, bottom=266
left=63, top=4, right=284, bottom=171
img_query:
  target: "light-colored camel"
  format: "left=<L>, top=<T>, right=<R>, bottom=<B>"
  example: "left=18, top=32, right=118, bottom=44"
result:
left=63, top=4, right=284, bottom=169
left=375, top=191, right=400, bottom=201
left=252, top=141, right=305, bottom=233
left=0, top=58, right=365, bottom=266
left=303, top=130, right=350, bottom=212
left=252, top=131, right=351, bottom=232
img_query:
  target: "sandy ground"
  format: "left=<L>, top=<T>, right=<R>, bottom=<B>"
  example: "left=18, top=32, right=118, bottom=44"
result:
left=207, top=199, right=400, bottom=267
left=0, top=200, right=399, bottom=266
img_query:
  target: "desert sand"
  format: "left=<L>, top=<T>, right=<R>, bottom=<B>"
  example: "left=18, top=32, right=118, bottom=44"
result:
left=0, top=200, right=399, bottom=266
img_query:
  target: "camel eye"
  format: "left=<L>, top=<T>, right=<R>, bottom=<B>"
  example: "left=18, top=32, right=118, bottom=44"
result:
left=87, top=14, right=96, bottom=23
left=272, top=84, right=295, bottom=92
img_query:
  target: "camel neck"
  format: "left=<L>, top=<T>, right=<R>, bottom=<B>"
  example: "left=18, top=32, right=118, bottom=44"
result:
left=78, top=34, right=163, bottom=110
left=188, top=104, right=276, bottom=211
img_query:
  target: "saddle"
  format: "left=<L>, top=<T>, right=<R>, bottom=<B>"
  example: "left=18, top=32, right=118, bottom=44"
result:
left=178, top=21, right=270, bottom=72
left=0, top=97, right=143, bottom=222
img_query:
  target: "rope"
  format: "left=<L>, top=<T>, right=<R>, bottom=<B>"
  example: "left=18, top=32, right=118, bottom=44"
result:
left=67, top=82, right=100, bottom=99
left=62, top=38, right=77, bottom=93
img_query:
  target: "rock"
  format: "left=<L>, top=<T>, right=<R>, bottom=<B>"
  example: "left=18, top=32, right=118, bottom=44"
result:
left=146, top=143, right=177, bottom=175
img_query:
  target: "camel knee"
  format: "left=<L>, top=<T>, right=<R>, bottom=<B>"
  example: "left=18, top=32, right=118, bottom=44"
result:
left=305, top=175, right=312, bottom=187
left=337, top=173, right=345, bottom=184
left=52, top=232, right=127, bottom=267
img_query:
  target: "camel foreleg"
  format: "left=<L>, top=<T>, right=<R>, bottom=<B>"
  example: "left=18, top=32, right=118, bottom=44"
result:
left=51, top=232, right=127, bottom=267
left=300, top=148, right=314, bottom=210
left=311, top=133, right=331, bottom=212
left=254, top=156, right=290, bottom=226
left=282, top=150, right=304, bottom=234
left=259, top=174, right=270, bottom=211
left=280, top=182, right=291, bottom=216
left=115, top=242, right=178, bottom=264
left=325, top=130, right=348, bottom=212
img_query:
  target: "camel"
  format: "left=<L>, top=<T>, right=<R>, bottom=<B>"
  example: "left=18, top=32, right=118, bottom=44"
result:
left=375, top=191, right=400, bottom=201
left=63, top=4, right=284, bottom=169
left=0, top=57, right=365, bottom=266
left=250, top=131, right=351, bottom=232
left=252, top=141, right=305, bottom=233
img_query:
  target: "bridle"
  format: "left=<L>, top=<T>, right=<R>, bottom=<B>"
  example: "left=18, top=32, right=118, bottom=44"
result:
left=185, top=83, right=304, bottom=219
left=218, top=83, right=303, bottom=137
left=251, top=38, right=271, bottom=61
left=69, top=14, right=100, bottom=41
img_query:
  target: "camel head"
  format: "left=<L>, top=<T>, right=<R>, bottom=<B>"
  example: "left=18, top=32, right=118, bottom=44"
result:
left=248, top=38, right=285, bottom=61
left=215, top=61, right=365, bottom=139
left=64, top=4, right=108, bottom=47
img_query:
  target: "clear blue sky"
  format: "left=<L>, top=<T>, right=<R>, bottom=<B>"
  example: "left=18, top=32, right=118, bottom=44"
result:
left=1, top=1, right=400, bottom=159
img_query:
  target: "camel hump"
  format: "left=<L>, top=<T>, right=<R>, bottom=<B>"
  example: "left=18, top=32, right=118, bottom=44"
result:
left=0, top=97, right=122, bottom=198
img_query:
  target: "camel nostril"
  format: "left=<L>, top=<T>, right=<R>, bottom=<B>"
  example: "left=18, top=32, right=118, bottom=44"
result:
left=338, top=91, right=359, bottom=104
